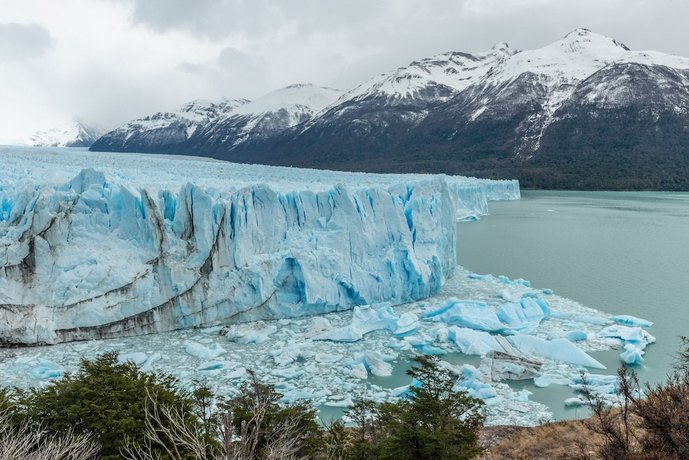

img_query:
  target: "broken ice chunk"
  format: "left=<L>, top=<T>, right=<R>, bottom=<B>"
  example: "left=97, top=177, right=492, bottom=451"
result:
left=564, top=331, right=588, bottom=342
left=184, top=341, right=226, bottom=360
left=509, top=335, right=606, bottom=369
left=31, top=360, right=63, bottom=380
left=222, top=321, right=277, bottom=344
left=447, top=327, right=516, bottom=356
left=610, top=315, right=653, bottom=328
left=620, top=344, right=645, bottom=365
left=361, top=352, right=394, bottom=377
left=488, top=351, right=542, bottom=381
left=393, top=312, right=419, bottom=336
left=117, top=352, right=148, bottom=366
left=425, top=299, right=507, bottom=333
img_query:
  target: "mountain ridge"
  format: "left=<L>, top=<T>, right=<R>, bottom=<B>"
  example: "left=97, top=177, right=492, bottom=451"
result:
left=91, top=29, right=689, bottom=190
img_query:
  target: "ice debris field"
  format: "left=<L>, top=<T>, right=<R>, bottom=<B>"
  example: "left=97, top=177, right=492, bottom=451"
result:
left=0, top=147, right=655, bottom=425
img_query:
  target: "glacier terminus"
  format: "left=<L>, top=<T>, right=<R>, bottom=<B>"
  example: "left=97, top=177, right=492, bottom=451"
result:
left=0, top=146, right=519, bottom=345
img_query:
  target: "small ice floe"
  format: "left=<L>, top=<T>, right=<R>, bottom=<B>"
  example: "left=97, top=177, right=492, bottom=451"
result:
left=564, top=330, right=588, bottom=342
left=184, top=341, right=226, bottom=360
left=598, top=325, right=655, bottom=365
left=610, top=315, right=653, bottom=328
left=508, top=335, right=606, bottom=369
left=117, top=352, right=149, bottom=366
left=31, top=360, right=63, bottom=380
left=221, top=321, right=277, bottom=344
left=311, top=303, right=417, bottom=342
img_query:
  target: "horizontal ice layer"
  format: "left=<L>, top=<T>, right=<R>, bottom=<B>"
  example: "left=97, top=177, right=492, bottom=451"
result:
left=0, top=147, right=519, bottom=344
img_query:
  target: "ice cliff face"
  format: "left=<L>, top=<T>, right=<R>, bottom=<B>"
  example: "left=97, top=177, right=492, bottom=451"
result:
left=0, top=147, right=519, bottom=345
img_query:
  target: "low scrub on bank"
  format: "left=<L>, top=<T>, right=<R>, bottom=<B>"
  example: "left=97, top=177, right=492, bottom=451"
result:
left=0, top=354, right=485, bottom=459
left=480, top=337, right=689, bottom=460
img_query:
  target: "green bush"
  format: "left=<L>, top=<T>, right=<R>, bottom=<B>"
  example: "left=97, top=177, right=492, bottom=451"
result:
left=346, top=355, right=485, bottom=460
left=16, top=352, right=199, bottom=460
left=222, top=370, right=323, bottom=459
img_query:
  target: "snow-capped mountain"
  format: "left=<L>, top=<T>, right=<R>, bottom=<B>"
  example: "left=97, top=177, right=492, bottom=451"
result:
left=89, top=98, right=247, bottom=153
left=92, top=30, right=689, bottom=190
left=91, top=84, right=342, bottom=154
left=28, top=121, right=104, bottom=148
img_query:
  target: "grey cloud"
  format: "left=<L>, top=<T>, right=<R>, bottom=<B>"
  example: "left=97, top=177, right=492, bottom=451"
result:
left=177, top=46, right=269, bottom=99
left=127, top=0, right=404, bottom=42
left=128, top=0, right=280, bottom=40
left=0, top=23, right=53, bottom=60
left=177, top=61, right=205, bottom=74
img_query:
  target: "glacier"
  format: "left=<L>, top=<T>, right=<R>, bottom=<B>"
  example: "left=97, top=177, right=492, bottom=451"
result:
left=0, top=146, right=519, bottom=345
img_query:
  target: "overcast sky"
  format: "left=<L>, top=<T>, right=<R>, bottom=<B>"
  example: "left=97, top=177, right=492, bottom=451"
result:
left=1, top=0, right=688, bottom=143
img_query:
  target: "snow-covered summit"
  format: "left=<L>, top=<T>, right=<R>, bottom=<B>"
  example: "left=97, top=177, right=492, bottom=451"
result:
left=27, top=121, right=103, bottom=148
left=177, top=98, right=249, bottom=119
left=233, top=84, right=342, bottom=116
left=492, top=29, right=689, bottom=85
left=343, top=45, right=516, bottom=102
left=91, top=84, right=343, bottom=153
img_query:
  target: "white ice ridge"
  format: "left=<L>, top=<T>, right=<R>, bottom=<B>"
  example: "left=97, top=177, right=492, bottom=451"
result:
left=0, top=147, right=519, bottom=344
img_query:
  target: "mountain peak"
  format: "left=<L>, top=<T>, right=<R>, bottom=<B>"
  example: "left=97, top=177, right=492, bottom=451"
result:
left=27, top=121, right=104, bottom=148
left=233, top=84, right=343, bottom=116
left=491, top=42, right=510, bottom=52
left=556, top=28, right=630, bottom=53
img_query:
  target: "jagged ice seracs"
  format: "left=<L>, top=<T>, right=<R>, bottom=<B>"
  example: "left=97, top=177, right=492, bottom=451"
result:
left=0, top=146, right=519, bottom=345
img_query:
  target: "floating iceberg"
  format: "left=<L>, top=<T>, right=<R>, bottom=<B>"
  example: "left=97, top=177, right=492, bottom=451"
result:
left=425, top=300, right=508, bottom=332
left=447, top=327, right=508, bottom=356
left=598, top=325, right=655, bottom=365
left=611, top=315, right=653, bottom=328
left=0, top=147, right=520, bottom=344
left=31, top=360, right=63, bottom=380
left=311, top=304, right=399, bottom=342
left=184, top=341, right=226, bottom=360
left=496, top=297, right=549, bottom=333
left=508, top=335, right=606, bottom=369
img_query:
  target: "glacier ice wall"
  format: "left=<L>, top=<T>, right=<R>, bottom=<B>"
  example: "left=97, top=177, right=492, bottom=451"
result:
left=0, top=147, right=519, bottom=344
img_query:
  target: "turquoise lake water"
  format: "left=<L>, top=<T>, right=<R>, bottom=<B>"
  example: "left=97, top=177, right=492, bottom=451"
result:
left=458, top=190, right=689, bottom=419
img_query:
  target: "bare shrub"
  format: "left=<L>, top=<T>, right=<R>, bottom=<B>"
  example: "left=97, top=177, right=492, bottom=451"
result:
left=0, top=410, right=98, bottom=460
left=123, top=382, right=313, bottom=460
left=631, top=337, right=689, bottom=459
left=582, top=337, right=689, bottom=459
left=580, top=366, right=640, bottom=459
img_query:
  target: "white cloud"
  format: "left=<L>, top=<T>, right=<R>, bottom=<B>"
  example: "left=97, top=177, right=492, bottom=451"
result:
left=0, top=23, right=53, bottom=60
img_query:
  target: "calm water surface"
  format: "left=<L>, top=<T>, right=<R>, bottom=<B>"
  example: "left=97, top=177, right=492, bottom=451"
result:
left=458, top=190, right=689, bottom=419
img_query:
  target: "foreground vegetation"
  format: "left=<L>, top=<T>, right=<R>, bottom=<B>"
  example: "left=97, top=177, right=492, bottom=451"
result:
left=480, top=337, right=689, bottom=460
left=2, top=337, right=688, bottom=459
left=0, top=354, right=485, bottom=459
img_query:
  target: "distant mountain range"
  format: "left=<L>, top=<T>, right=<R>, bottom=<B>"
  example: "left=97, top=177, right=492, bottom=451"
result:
left=28, top=121, right=104, bottom=148
left=91, top=29, right=689, bottom=190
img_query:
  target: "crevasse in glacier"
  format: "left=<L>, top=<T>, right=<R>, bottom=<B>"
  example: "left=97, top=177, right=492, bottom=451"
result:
left=0, top=147, right=519, bottom=345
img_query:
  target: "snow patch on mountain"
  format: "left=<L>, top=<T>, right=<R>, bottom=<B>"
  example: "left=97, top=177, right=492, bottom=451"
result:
left=342, top=44, right=516, bottom=103
left=27, top=121, right=104, bottom=148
